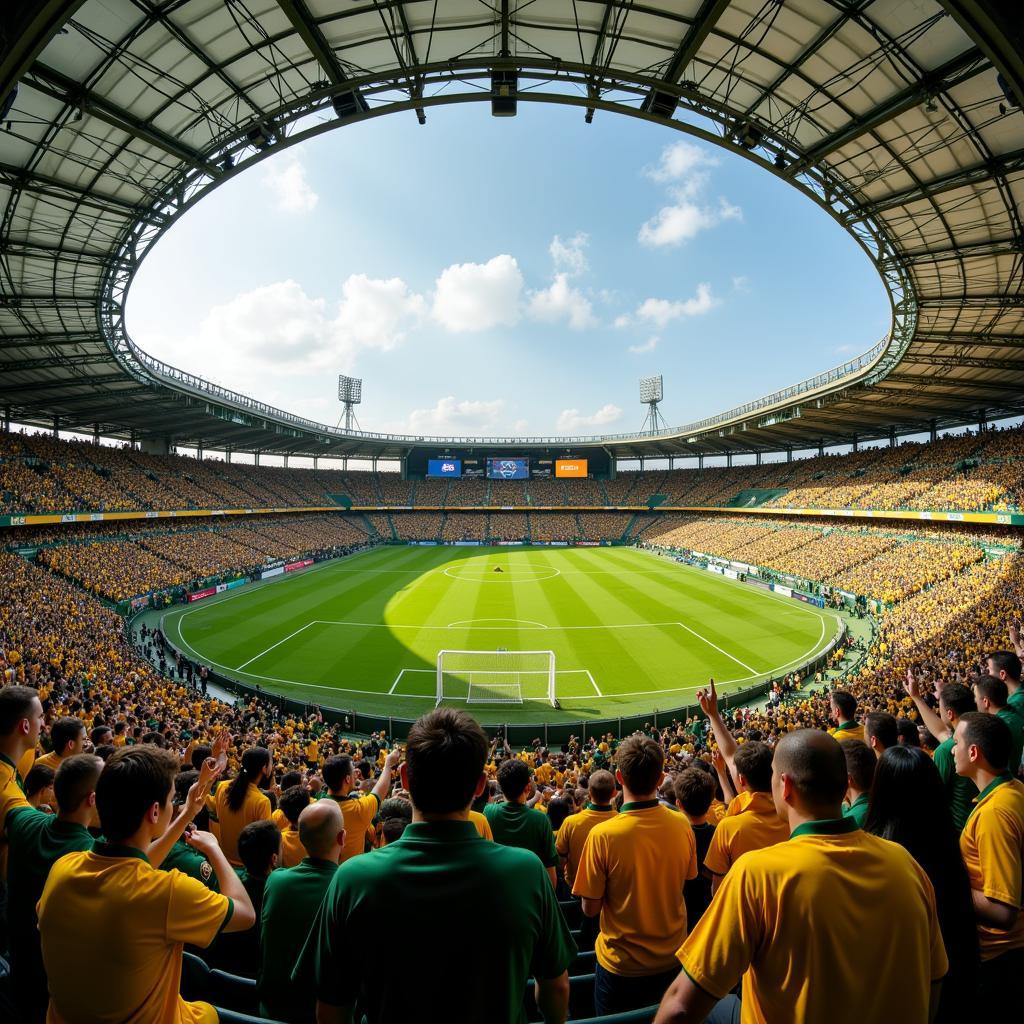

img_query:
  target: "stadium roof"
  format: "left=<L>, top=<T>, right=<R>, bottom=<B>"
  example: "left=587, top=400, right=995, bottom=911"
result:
left=1, top=0, right=1022, bottom=460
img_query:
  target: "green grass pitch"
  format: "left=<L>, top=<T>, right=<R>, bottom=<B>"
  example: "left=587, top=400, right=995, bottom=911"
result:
left=161, top=546, right=840, bottom=724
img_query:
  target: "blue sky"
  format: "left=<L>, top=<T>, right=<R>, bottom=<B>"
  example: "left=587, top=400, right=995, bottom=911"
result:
left=127, top=102, right=890, bottom=439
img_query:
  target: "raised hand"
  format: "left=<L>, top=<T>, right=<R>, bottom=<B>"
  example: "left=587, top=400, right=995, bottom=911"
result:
left=904, top=669, right=923, bottom=700
left=697, top=678, right=719, bottom=717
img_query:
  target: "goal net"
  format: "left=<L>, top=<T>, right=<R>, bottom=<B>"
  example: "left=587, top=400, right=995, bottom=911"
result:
left=436, top=650, right=557, bottom=707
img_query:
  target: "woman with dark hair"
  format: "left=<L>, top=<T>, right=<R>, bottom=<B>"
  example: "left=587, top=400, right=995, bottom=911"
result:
left=864, top=745, right=979, bottom=1023
left=210, top=746, right=273, bottom=866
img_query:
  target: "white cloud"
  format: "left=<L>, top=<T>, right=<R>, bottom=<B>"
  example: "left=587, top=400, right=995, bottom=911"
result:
left=613, top=313, right=632, bottom=329
left=196, top=274, right=424, bottom=380
left=635, top=284, right=717, bottom=327
left=638, top=196, right=741, bottom=247
left=407, top=396, right=506, bottom=434
left=549, top=233, right=589, bottom=277
left=628, top=336, right=659, bottom=354
left=645, top=141, right=713, bottom=183
left=527, top=273, right=597, bottom=330
left=732, top=275, right=750, bottom=291
left=512, top=418, right=529, bottom=434
left=432, top=255, right=523, bottom=332
left=556, top=403, right=623, bottom=433
left=262, top=155, right=318, bottom=214
left=335, top=274, right=425, bottom=352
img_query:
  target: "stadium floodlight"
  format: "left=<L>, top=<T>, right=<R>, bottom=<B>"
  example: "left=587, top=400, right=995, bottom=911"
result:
left=639, top=375, right=663, bottom=404
left=639, top=375, right=668, bottom=435
left=338, top=376, right=363, bottom=405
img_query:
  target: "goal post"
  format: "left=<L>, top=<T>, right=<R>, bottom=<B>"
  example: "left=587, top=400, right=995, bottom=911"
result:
left=436, top=650, right=557, bottom=707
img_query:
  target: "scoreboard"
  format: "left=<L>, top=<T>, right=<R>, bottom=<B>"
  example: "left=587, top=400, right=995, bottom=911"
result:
left=487, top=458, right=529, bottom=480
left=427, top=459, right=462, bottom=477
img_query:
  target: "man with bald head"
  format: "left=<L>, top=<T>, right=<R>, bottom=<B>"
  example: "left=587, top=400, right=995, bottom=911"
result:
left=655, top=729, right=948, bottom=1024
left=258, top=800, right=345, bottom=1023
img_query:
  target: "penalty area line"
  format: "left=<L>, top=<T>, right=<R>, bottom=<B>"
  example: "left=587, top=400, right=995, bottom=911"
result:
left=235, top=622, right=318, bottom=671
left=675, top=621, right=758, bottom=676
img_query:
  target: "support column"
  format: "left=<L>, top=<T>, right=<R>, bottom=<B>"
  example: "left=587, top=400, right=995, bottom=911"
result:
left=3, top=406, right=10, bottom=432
left=284, top=454, right=289, bottom=468
left=726, top=453, right=732, bottom=468
left=314, top=456, right=318, bottom=470
left=226, top=448, right=232, bottom=464
left=852, top=433, right=858, bottom=453
left=197, top=445, right=203, bottom=461
left=929, top=419, right=937, bottom=443
left=889, top=426, right=897, bottom=448
left=756, top=451, right=762, bottom=466
left=698, top=454, right=704, bottom=470
left=93, top=423, right=101, bottom=445
left=978, top=409, right=987, bottom=433
left=52, top=415, right=59, bottom=438
left=786, top=448, right=792, bottom=463
left=818, top=440, right=824, bottom=457
left=669, top=456, right=675, bottom=470
left=254, top=451, right=260, bottom=467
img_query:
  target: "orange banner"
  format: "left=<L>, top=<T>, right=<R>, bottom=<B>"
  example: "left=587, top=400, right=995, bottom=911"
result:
left=555, top=459, right=588, bottom=478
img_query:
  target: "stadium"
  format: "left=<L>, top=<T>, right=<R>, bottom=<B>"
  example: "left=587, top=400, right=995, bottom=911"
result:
left=1, top=2, right=1022, bottom=1024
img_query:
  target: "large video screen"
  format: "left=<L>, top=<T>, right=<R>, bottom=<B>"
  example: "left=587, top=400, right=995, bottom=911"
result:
left=556, top=459, right=588, bottom=478
left=427, top=458, right=462, bottom=478
left=487, top=458, right=529, bottom=480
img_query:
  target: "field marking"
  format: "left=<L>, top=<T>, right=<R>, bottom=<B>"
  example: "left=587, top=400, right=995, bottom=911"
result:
left=675, top=622, right=759, bottom=676
left=447, top=618, right=549, bottom=628
left=442, top=565, right=561, bottom=583
left=235, top=621, right=318, bottom=671
left=314, top=619, right=692, bottom=631
left=585, top=670, right=602, bottom=697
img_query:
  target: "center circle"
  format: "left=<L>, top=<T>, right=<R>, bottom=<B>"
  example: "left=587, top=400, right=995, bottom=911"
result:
left=442, top=564, right=561, bottom=583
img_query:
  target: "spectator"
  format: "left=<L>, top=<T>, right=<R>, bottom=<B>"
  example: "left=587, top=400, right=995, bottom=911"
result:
left=484, top=758, right=560, bottom=887
left=864, top=745, right=979, bottom=1023
left=864, top=711, right=899, bottom=756
left=298, top=708, right=575, bottom=1024
left=0, top=686, right=45, bottom=886
left=322, top=747, right=401, bottom=862
left=674, top=768, right=716, bottom=927
left=555, top=769, right=617, bottom=890
left=259, top=800, right=345, bottom=1023
left=35, top=716, right=86, bottom=771
left=376, top=796, right=412, bottom=846
left=23, top=763, right=56, bottom=811
left=987, top=647, right=1023, bottom=715
left=897, top=718, right=921, bottom=747
left=209, top=746, right=273, bottom=866
left=277, top=784, right=312, bottom=866
left=904, top=676, right=978, bottom=831
left=657, top=730, right=947, bottom=1023
left=161, top=771, right=219, bottom=888
left=840, top=740, right=875, bottom=827
left=954, top=712, right=1024, bottom=1011
left=6, top=753, right=102, bottom=1024
left=574, top=734, right=698, bottom=1016
left=828, top=690, right=863, bottom=743
left=209, top=819, right=281, bottom=977
left=37, top=747, right=255, bottom=1024
left=89, top=725, right=112, bottom=748
left=972, top=675, right=1024, bottom=773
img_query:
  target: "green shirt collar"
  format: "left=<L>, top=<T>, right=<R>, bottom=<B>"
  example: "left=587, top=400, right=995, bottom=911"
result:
left=586, top=803, right=614, bottom=812
left=0, top=751, right=17, bottom=771
left=833, top=721, right=858, bottom=732
left=970, top=772, right=1015, bottom=813
left=790, top=817, right=860, bottom=840
left=619, top=799, right=660, bottom=813
left=400, top=820, right=481, bottom=843
left=300, top=857, right=339, bottom=871
left=850, top=793, right=869, bottom=808
left=92, top=841, right=151, bottom=864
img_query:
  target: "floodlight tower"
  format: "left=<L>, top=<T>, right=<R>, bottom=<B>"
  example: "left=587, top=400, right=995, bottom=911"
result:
left=639, top=375, right=668, bottom=434
left=337, top=375, right=362, bottom=432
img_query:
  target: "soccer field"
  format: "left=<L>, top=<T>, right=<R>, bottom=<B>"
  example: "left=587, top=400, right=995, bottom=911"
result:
left=161, top=546, right=841, bottom=724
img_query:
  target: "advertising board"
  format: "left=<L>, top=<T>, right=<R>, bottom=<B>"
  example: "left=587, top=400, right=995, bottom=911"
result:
left=427, top=459, right=462, bottom=478
left=555, top=459, right=588, bottom=478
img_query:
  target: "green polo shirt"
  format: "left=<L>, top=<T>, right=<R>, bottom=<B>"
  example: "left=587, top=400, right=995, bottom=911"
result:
left=1008, top=688, right=1024, bottom=715
left=933, top=735, right=978, bottom=832
left=259, top=857, right=338, bottom=1021
left=161, top=836, right=220, bottom=890
left=5, top=806, right=94, bottom=1006
left=996, top=706, right=1024, bottom=774
left=842, top=793, right=870, bottom=828
left=296, top=820, right=575, bottom=1023
left=483, top=801, right=559, bottom=867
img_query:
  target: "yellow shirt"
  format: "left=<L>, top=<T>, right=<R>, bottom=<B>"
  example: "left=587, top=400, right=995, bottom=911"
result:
left=555, top=804, right=616, bottom=886
left=679, top=819, right=947, bottom=1023
left=34, top=750, right=63, bottom=772
left=573, top=800, right=698, bottom=976
left=280, top=827, right=308, bottom=868
left=210, top=783, right=272, bottom=867
left=332, top=792, right=381, bottom=862
left=830, top=722, right=865, bottom=744
left=707, top=799, right=727, bottom=825
left=0, top=752, right=30, bottom=879
left=17, top=748, right=36, bottom=782
left=469, top=810, right=493, bottom=841
left=960, top=774, right=1024, bottom=960
left=704, top=791, right=789, bottom=877
left=271, top=808, right=288, bottom=832
left=39, top=845, right=231, bottom=1024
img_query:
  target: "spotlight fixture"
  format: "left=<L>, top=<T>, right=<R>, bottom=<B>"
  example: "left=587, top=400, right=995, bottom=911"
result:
left=491, top=69, right=517, bottom=117
left=246, top=123, right=275, bottom=150
left=924, top=96, right=938, bottom=113
left=734, top=122, right=763, bottom=150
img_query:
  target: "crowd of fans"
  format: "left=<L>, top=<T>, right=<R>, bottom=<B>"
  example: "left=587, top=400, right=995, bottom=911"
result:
left=6, top=422, right=1024, bottom=517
